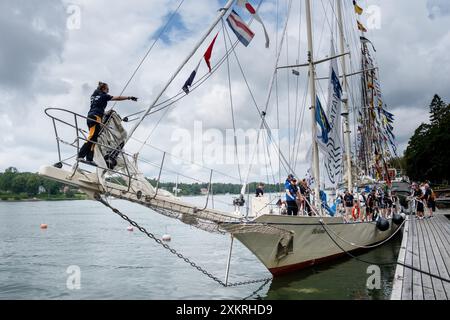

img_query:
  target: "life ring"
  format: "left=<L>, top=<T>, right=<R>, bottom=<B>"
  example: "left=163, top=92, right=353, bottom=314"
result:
left=352, top=206, right=361, bottom=220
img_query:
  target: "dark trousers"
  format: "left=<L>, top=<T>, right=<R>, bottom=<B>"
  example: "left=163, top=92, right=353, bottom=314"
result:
left=287, top=201, right=299, bottom=216
left=78, top=115, right=102, bottom=161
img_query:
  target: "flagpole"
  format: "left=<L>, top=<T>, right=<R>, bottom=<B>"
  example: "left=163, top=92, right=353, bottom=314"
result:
left=125, top=0, right=236, bottom=144
left=336, top=0, right=353, bottom=192
left=305, top=0, right=321, bottom=211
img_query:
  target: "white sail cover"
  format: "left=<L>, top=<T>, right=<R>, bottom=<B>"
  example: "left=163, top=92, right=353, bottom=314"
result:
left=319, top=43, right=343, bottom=188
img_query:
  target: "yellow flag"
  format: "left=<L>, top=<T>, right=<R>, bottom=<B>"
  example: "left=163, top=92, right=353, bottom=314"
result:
left=357, top=20, right=367, bottom=32
left=353, top=1, right=363, bottom=15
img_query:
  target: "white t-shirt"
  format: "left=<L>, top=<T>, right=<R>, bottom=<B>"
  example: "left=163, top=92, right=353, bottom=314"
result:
left=359, top=194, right=366, bottom=207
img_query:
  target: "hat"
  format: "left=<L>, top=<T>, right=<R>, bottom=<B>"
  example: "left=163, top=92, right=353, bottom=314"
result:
left=288, top=174, right=294, bottom=179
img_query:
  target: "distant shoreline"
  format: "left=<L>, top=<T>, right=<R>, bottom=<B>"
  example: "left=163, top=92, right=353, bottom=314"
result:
left=0, top=198, right=89, bottom=203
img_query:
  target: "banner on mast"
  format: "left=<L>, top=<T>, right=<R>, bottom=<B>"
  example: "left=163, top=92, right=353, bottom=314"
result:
left=319, top=43, right=344, bottom=187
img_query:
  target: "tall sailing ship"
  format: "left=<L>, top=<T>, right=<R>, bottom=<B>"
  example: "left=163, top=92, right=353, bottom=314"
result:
left=40, top=0, right=404, bottom=278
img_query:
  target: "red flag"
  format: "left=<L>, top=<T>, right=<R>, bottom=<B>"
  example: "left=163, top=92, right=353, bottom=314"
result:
left=204, top=32, right=219, bottom=72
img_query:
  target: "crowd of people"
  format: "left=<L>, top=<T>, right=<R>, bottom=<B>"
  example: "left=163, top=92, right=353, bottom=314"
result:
left=409, top=181, right=436, bottom=220
left=334, top=187, right=399, bottom=222
left=268, top=174, right=316, bottom=217
left=254, top=174, right=437, bottom=221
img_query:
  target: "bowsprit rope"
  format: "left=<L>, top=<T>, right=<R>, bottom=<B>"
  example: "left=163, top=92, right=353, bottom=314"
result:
left=95, top=194, right=272, bottom=288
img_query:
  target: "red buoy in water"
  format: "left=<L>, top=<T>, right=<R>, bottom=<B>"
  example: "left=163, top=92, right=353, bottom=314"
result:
left=40, top=224, right=48, bottom=229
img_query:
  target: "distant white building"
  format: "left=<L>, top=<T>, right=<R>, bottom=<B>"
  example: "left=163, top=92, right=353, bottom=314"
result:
left=172, top=187, right=182, bottom=196
left=38, top=186, right=46, bottom=194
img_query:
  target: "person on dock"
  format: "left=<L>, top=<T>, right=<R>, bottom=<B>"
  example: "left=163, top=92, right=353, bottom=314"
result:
left=413, top=184, right=425, bottom=220
left=424, top=183, right=436, bottom=218
left=384, top=191, right=393, bottom=218
left=391, top=191, right=399, bottom=215
left=77, top=82, right=138, bottom=166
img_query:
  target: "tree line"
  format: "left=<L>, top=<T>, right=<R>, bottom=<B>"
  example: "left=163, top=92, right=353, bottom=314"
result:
left=0, top=167, right=284, bottom=200
left=403, top=94, right=450, bottom=185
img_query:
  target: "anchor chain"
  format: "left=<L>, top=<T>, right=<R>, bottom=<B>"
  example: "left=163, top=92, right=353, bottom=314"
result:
left=95, top=195, right=272, bottom=288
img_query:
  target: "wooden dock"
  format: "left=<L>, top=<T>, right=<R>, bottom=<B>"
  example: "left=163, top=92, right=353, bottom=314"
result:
left=391, top=210, right=450, bottom=300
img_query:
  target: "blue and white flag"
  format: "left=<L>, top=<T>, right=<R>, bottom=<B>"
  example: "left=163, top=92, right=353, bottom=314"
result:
left=315, top=96, right=332, bottom=145
left=226, top=10, right=255, bottom=47
left=321, top=43, right=344, bottom=187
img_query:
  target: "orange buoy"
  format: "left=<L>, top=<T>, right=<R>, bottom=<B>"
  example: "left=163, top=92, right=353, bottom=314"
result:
left=40, top=224, right=48, bottom=229
left=352, top=206, right=361, bottom=221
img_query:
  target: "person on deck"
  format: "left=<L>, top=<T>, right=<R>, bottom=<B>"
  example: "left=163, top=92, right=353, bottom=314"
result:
left=366, top=189, right=377, bottom=221
left=285, top=175, right=299, bottom=216
left=359, top=191, right=367, bottom=221
left=300, top=179, right=312, bottom=216
left=255, top=183, right=265, bottom=197
left=77, top=82, right=138, bottom=165
left=343, top=190, right=354, bottom=221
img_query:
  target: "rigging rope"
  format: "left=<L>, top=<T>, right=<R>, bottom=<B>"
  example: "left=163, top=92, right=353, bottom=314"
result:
left=222, top=19, right=243, bottom=184
left=110, top=0, right=186, bottom=112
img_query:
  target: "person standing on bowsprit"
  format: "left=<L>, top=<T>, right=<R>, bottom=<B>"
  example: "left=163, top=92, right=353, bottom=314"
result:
left=77, top=82, right=138, bottom=166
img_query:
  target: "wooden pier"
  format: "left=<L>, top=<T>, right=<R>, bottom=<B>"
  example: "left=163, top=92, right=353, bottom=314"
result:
left=391, top=210, right=450, bottom=300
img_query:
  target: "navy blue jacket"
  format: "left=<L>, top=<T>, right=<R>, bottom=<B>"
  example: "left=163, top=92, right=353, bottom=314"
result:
left=88, top=89, right=113, bottom=118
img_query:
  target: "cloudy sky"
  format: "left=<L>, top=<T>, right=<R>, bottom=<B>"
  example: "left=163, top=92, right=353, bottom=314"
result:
left=0, top=0, right=449, bottom=184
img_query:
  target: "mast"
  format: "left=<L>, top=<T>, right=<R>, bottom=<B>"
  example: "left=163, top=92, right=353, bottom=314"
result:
left=305, top=0, right=321, bottom=205
left=125, top=0, right=236, bottom=144
left=336, top=0, right=353, bottom=191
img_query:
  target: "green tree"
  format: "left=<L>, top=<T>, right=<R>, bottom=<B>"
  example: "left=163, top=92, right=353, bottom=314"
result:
left=26, top=174, right=41, bottom=195
left=404, top=95, right=450, bottom=184
left=10, top=175, right=28, bottom=194
left=429, top=94, right=447, bottom=125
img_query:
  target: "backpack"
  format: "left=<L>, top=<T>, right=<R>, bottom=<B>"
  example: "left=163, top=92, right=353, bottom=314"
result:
left=430, top=189, right=436, bottom=201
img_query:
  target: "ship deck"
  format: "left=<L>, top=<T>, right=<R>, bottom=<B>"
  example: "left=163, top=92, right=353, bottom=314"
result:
left=391, top=210, right=450, bottom=300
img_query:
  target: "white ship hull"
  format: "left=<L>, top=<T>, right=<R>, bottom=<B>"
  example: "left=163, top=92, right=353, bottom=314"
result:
left=233, top=215, right=399, bottom=276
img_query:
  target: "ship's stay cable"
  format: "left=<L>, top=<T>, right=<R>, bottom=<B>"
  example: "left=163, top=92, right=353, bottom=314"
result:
left=291, top=0, right=304, bottom=169
left=285, top=2, right=291, bottom=166
left=110, top=0, right=186, bottom=112
left=222, top=19, right=243, bottom=184
left=275, top=0, right=282, bottom=193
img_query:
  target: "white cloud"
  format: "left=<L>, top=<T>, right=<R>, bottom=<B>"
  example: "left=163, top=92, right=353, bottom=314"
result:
left=0, top=0, right=448, bottom=184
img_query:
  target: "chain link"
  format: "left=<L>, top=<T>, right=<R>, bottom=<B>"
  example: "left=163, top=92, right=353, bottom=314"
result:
left=96, top=195, right=272, bottom=288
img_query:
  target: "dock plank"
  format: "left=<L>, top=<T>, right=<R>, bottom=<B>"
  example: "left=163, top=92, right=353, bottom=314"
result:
left=417, top=220, right=436, bottom=299
left=426, top=215, right=450, bottom=296
left=411, top=217, right=424, bottom=300
left=392, top=212, right=450, bottom=300
left=391, top=217, right=408, bottom=300
left=421, top=218, right=448, bottom=300
left=401, top=216, right=414, bottom=300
